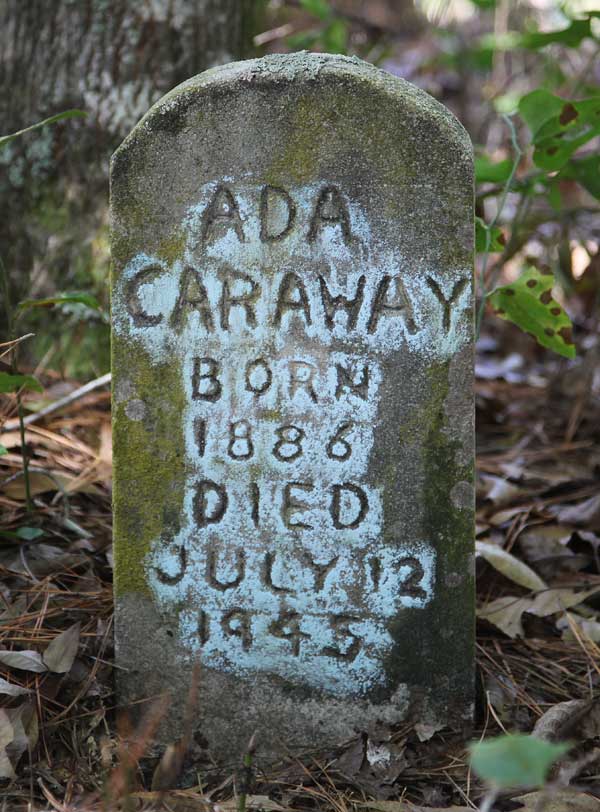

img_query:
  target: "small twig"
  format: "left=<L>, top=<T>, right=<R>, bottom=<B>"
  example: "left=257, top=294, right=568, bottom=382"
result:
left=0, top=333, right=34, bottom=355
left=237, top=732, right=258, bottom=812
left=476, top=170, right=545, bottom=200
left=476, top=115, right=523, bottom=338
left=254, top=23, right=294, bottom=46
left=479, top=787, right=499, bottom=812
left=19, top=544, right=39, bottom=584
left=17, top=395, right=33, bottom=514
left=1, top=371, right=111, bottom=432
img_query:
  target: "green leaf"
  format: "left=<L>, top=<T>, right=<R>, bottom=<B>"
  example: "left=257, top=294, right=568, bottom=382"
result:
left=0, top=110, right=87, bottom=151
left=475, top=217, right=505, bottom=253
left=299, top=0, right=332, bottom=20
left=559, top=154, right=600, bottom=200
left=0, top=372, right=43, bottom=394
left=461, top=44, right=494, bottom=72
left=477, top=18, right=595, bottom=54
left=18, top=293, right=100, bottom=312
left=519, top=91, right=600, bottom=171
left=15, top=527, right=44, bottom=541
left=470, top=734, right=569, bottom=788
left=494, top=92, right=522, bottom=115
left=0, top=445, right=7, bottom=457
left=519, top=17, right=594, bottom=50
left=487, top=266, right=576, bottom=359
left=518, top=89, right=565, bottom=139
left=546, top=180, right=563, bottom=210
left=475, top=155, right=513, bottom=183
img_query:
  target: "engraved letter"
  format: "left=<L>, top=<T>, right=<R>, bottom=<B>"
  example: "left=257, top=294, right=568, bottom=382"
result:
left=263, top=552, right=295, bottom=595
left=273, top=425, right=305, bottom=462
left=125, top=264, right=163, bottom=327
left=170, top=266, right=214, bottom=331
left=201, top=184, right=244, bottom=244
left=326, top=422, right=353, bottom=461
left=197, top=610, right=210, bottom=645
left=192, top=357, right=221, bottom=402
left=367, top=275, right=417, bottom=335
left=250, top=482, right=260, bottom=527
left=220, top=270, right=261, bottom=329
left=369, top=556, right=381, bottom=591
left=288, top=361, right=318, bottom=403
left=207, top=546, right=245, bottom=591
left=322, top=614, right=362, bottom=661
left=398, top=556, right=427, bottom=599
left=260, top=185, right=296, bottom=242
left=154, top=545, right=186, bottom=586
left=194, top=479, right=228, bottom=527
left=245, top=358, right=272, bottom=396
left=194, top=417, right=207, bottom=457
left=282, top=482, right=314, bottom=530
left=269, top=610, right=309, bottom=656
left=221, top=609, right=252, bottom=651
left=318, top=274, right=365, bottom=331
left=426, top=277, right=469, bottom=333
left=330, top=483, right=369, bottom=529
left=228, top=420, right=254, bottom=460
left=335, top=362, right=369, bottom=401
left=274, top=272, right=312, bottom=328
left=308, top=186, right=352, bottom=244
left=302, top=553, right=339, bottom=592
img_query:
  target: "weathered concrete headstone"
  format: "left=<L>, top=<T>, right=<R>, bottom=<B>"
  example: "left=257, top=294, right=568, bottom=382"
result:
left=111, top=52, right=474, bottom=763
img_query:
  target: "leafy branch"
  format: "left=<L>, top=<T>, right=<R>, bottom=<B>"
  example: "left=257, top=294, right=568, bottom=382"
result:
left=476, top=114, right=522, bottom=337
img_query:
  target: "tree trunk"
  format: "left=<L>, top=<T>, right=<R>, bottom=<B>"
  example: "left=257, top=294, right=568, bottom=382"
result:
left=1, top=0, right=256, bottom=144
left=0, top=0, right=258, bottom=371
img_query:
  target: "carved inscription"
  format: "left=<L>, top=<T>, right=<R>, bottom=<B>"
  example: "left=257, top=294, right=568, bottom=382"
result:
left=115, top=181, right=471, bottom=694
left=121, top=186, right=469, bottom=341
left=124, top=260, right=465, bottom=338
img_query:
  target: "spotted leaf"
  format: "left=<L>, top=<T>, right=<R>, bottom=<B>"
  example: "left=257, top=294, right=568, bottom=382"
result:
left=519, top=90, right=600, bottom=171
left=487, top=267, right=576, bottom=359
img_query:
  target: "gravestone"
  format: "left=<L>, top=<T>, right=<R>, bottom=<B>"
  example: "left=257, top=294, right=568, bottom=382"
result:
left=111, top=52, right=474, bottom=763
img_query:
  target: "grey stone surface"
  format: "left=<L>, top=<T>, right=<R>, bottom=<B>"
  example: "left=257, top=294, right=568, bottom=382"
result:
left=110, top=52, right=475, bottom=766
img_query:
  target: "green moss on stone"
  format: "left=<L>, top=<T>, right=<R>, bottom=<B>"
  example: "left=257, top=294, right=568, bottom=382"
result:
left=259, top=408, right=283, bottom=421
left=381, top=360, right=474, bottom=709
left=158, top=229, right=186, bottom=265
left=266, top=96, right=323, bottom=184
left=112, top=342, right=187, bottom=596
left=421, top=362, right=474, bottom=697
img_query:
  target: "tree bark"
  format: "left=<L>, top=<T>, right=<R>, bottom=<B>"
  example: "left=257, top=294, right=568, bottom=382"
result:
left=0, top=0, right=259, bottom=362
left=1, top=0, right=256, bottom=141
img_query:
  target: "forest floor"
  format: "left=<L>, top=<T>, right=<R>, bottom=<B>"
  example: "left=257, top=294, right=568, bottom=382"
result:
left=1, top=319, right=600, bottom=811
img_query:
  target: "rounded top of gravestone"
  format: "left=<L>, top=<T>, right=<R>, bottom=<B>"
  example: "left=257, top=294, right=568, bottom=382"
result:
left=112, top=52, right=471, bottom=166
